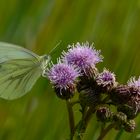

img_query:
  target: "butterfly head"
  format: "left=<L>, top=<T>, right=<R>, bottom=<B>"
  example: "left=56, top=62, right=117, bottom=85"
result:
left=40, top=55, right=51, bottom=70
left=43, top=55, right=51, bottom=61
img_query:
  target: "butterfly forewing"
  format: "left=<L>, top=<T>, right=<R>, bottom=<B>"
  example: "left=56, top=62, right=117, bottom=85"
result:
left=0, top=42, right=43, bottom=100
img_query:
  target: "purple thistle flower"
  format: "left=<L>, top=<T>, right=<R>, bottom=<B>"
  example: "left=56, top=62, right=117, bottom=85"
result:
left=62, top=42, right=103, bottom=76
left=96, top=68, right=117, bottom=92
left=46, top=62, right=80, bottom=99
left=127, top=76, right=140, bottom=89
left=127, top=77, right=140, bottom=112
left=110, top=85, right=132, bottom=104
left=127, top=76, right=140, bottom=96
left=47, top=62, right=79, bottom=89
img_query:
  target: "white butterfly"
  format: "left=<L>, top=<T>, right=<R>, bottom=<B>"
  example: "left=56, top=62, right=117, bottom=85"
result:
left=0, top=42, right=50, bottom=100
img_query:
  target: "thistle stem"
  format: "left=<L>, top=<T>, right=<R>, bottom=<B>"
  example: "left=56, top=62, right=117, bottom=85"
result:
left=66, top=99, right=75, bottom=140
left=74, top=107, right=96, bottom=139
left=84, top=107, right=96, bottom=127
left=101, top=95, right=110, bottom=104
left=71, top=100, right=80, bottom=106
left=97, top=123, right=114, bottom=140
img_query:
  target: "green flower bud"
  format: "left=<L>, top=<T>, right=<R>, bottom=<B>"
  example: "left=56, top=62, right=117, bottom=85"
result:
left=124, top=120, right=136, bottom=133
left=96, top=107, right=113, bottom=122
left=113, top=112, right=127, bottom=130
left=117, top=105, right=137, bottom=119
left=79, top=88, right=100, bottom=107
left=110, top=85, right=131, bottom=104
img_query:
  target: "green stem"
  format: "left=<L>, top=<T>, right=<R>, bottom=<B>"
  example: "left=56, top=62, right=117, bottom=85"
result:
left=101, top=123, right=106, bottom=134
left=84, top=107, right=96, bottom=127
left=76, top=133, right=83, bottom=140
left=101, top=95, right=110, bottom=104
left=115, top=129, right=124, bottom=140
left=71, top=100, right=80, bottom=106
left=74, top=107, right=96, bottom=139
left=66, top=99, right=75, bottom=140
left=97, top=123, right=114, bottom=140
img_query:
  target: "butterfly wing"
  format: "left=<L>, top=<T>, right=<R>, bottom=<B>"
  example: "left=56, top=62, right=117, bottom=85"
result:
left=0, top=42, right=43, bottom=100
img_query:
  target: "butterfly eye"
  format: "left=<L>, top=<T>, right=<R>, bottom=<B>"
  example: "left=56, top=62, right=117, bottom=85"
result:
left=44, top=55, right=50, bottom=60
left=41, top=55, right=50, bottom=60
left=42, top=55, right=51, bottom=64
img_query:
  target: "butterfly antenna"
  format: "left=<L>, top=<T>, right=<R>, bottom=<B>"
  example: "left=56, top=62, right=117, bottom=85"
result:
left=49, top=40, right=62, bottom=55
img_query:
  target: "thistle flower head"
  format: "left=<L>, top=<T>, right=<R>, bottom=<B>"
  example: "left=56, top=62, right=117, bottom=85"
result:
left=96, top=107, right=113, bottom=122
left=46, top=61, right=80, bottom=99
left=47, top=62, right=79, bottom=89
left=113, top=112, right=127, bottom=126
left=79, top=88, right=100, bottom=107
left=96, top=68, right=117, bottom=92
left=127, top=76, right=140, bottom=96
left=62, top=42, right=103, bottom=75
left=128, top=76, right=140, bottom=88
left=124, top=120, right=136, bottom=133
left=127, top=95, right=140, bottom=114
left=110, top=85, right=131, bottom=104
left=117, top=105, right=137, bottom=119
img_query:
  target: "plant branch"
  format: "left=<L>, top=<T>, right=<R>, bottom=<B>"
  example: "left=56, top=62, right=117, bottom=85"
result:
left=71, top=100, right=80, bottom=106
left=84, top=107, right=96, bottom=127
left=74, top=106, right=96, bottom=139
left=66, top=99, right=75, bottom=140
left=97, top=123, right=115, bottom=140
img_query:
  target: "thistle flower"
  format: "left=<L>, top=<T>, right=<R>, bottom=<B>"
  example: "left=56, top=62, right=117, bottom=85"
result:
left=127, top=95, right=140, bottom=114
left=124, top=120, right=136, bottom=133
left=79, top=88, right=100, bottom=107
left=96, top=68, right=117, bottom=92
left=128, top=76, right=140, bottom=88
left=117, top=105, right=137, bottom=119
left=96, top=107, right=113, bottom=122
left=127, top=76, right=140, bottom=95
left=127, top=77, right=140, bottom=112
left=110, top=85, right=131, bottom=104
left=62, top=42, right=103, bottom=77
left=47, top=62, right=80, bottom=99
left=113, top=112, right=127, bottom=130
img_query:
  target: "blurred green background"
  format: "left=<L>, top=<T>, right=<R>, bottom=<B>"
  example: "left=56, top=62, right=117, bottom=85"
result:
left=0, top=0, right=140, bottom=140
